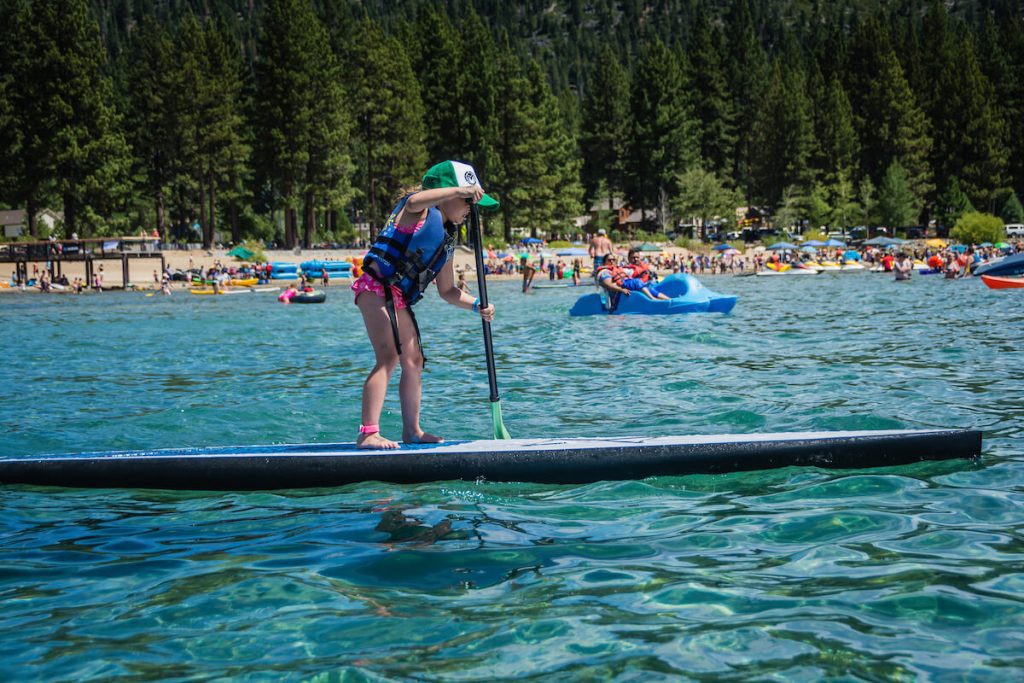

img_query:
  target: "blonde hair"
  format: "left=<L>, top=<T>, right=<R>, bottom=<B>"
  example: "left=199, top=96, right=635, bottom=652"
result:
left=394, top=184, right=423, bottom=203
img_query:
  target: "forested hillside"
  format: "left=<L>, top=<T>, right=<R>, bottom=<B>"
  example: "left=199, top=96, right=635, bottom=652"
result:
left=2, top=0, right=1022, bottom=246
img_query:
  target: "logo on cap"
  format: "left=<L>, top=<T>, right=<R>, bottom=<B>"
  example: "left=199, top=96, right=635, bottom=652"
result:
left=464, top=170, right=477, bottom=185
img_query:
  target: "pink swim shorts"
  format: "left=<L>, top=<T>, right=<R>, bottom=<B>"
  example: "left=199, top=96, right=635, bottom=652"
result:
left=351, top=272, right=407, bottom=309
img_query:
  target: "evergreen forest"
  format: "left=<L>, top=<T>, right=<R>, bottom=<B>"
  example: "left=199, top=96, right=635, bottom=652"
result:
left=1, top=0, right=1022, bottom=247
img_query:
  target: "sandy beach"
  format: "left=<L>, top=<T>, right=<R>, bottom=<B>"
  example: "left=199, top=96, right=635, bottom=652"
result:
left=1, top=244, right=725, bottom=292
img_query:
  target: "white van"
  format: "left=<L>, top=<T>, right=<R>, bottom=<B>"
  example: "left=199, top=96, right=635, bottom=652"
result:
left=1006, top=224, right=1024, bottom=238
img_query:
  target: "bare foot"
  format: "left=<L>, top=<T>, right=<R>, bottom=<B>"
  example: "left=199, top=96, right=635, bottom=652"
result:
left=357, top=432, right=400, bottom=450
left=403, top=430, right=444, bottom=444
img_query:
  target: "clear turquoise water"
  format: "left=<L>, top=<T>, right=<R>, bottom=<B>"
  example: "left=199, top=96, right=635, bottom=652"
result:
left=1, top=274, right=1022, bottom=680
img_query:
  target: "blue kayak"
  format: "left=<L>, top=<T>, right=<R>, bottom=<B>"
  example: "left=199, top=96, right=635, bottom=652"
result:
left=569, top=273, right=737, bottom=316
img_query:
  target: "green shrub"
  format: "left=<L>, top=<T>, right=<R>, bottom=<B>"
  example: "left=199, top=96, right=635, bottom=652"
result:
left=951, top=212, right=1005, bottom=245
left=547, top=240, right=572, bottom=248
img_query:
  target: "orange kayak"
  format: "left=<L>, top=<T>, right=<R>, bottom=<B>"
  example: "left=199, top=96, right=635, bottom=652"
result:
left=981, top=274, right=1024, bottom=289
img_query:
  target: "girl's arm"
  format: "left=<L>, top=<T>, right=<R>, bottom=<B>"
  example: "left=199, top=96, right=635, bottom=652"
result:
left=436, top=261, right=495, bottom=320
left=403, top=186, right=484, bottom=216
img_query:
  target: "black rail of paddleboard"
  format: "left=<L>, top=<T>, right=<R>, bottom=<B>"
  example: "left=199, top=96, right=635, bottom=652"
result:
left=0, top=430, right=981, bottom=490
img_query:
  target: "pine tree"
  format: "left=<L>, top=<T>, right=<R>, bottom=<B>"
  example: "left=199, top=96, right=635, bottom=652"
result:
left=877, top=160, right=919, bottom=228
left=624, top=36, right=698, bottom=231
left=847, top=20, right=933, bottom=208
left=934, top=177, right=976, bottom=233
left=457, top=9, right=500, bottom=189
left=689, top=11, right=736, bottom=178
left=406, top=5, right=465, bottom=163
left=941, top=37, right=1009, bottom=211
left=814, top=72, right=859, bottom=184
left=341, top=17, right=427, bottom=239
left=516, top=60, right=584, bottom=237
left=202, top=18, right=253, bottom=245
left=17, top=0, right=132, bottom=235
left=492, top=39, right=540, bottom=243
left=723, top=0, right=769, bottom=198
left=125, top=18, right=183, bottom=238
left=579, top=45, right=630, bottom=210
left=1001, top=191, right=1024, bottom=224
left=751, top=61, right=816, bottom=206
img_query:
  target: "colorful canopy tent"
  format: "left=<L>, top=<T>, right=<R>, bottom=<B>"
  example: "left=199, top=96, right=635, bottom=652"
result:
left=823, top=238, right=846, bottom=247
left=635, top=242, right=662, bottom=252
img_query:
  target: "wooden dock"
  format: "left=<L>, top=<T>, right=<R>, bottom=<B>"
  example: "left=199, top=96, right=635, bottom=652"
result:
left=0, top=237, right=165, bottom=288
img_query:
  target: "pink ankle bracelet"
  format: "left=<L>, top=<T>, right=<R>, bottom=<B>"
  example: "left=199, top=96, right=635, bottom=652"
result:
left=358, top=424, right=379, bottom=435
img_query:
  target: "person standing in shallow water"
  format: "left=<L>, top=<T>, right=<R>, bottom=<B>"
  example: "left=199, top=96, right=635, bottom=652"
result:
left=589, top=228, right=613, bottom=274
left=351, top=161, right=499, bottom=450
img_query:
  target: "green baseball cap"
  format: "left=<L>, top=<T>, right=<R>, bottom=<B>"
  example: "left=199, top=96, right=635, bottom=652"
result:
left=421, top=160, right=500, bottom=210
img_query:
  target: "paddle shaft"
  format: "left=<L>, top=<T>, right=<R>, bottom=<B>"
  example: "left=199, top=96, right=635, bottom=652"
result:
left=469, top=205, right=501, bottom=403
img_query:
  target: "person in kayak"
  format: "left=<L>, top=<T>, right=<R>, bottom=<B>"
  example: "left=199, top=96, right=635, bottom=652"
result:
left=352, top=160, right=498, bottom=450
left=621, top=249, right=670, bottom=300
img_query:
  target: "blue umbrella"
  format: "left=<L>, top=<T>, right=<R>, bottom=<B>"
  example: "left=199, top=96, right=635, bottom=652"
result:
left=767, top=242, right=799, bottom=251
left=803, top=240, right=826, bottom=247
left=800, top=245, right=817, bottom=253
left=556, top=247, right=589, bottom=256
left=520, top=237, right=543, bottom=244
left=843, top=250, right=861, bottom=261
left=823, top=238, right=846, bottom=247
left=979, top=242, right=993, bottom=247
left=713, top=243, right=731, bottom=251
left=950, top=244, right=967, bottom=253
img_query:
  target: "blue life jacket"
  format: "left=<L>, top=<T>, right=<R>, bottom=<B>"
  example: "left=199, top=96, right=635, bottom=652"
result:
left=364, top=195, right=456, bottom=306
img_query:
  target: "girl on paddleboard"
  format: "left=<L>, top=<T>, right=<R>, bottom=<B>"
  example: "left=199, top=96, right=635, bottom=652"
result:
left=352, top=161, right=499, bottom=449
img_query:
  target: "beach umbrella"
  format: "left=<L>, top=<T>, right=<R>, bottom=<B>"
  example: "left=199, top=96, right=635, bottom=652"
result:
left=803, top=240, right=826, bottom=247
left=517, top=252, right=530, bottom=259
left=843, top=250, right=861, bottom=261
left=496, top=252, right=509, bottom=259
left=995, top=242, right=1010, bottom=249
left=636, top=242, right=662, bottom=252
left=979, top=242, right=993, bottom=247
left=713, top=243, right=731, bottom=251
left=823, top=238, right=846, bottom=247
left=767, top=242, right=798, bottom=251
left=556, top=247, right=589, bottom=256
left=950, top=244, right=967, bottom=253
left=800, top=245, right=817, bottom=253
left=926, top=238, right=948, bottom=248
left=863, top=236, right=891, bottom=246
left=520, top=237, right=543, bottom=244
left=724, top=248, right=740, bottom=256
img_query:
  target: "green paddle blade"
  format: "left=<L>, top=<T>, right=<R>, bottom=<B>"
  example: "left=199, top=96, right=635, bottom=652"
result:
left=491, top=401, right=512, bottom=440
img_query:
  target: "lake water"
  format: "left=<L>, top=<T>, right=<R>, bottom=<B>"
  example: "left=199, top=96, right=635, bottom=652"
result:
left=1, top=273, right=1022, bottom=680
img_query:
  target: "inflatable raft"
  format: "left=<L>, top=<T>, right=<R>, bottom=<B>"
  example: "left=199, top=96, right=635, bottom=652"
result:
left=0, top=429, right=980, bottom=490
left=569, top=273, right=737, bottom=316
left=293, top=289, right=326, bottom=304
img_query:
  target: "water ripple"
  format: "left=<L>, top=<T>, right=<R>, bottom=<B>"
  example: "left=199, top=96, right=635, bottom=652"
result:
left=1, top=275, right=1022, bottom=679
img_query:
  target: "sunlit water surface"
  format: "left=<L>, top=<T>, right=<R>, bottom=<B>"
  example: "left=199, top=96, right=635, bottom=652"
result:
left=1, top=273, right=1022, bottom=680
